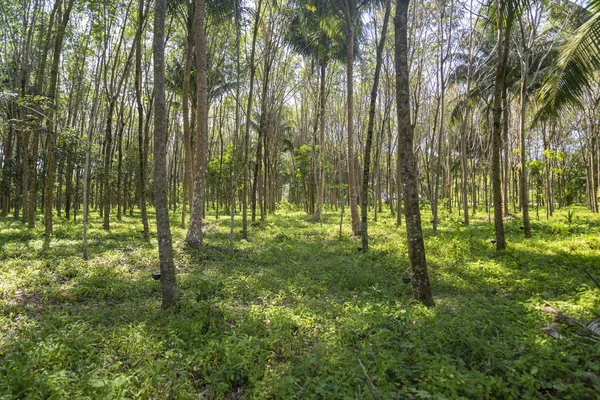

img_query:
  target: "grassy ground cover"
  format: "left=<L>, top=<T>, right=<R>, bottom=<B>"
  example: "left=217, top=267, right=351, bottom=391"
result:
left=0, top=204, right=599, bottom=399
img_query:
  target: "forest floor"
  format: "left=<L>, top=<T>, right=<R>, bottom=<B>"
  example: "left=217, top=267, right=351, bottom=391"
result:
left=1, top=204, right=599, bottom=399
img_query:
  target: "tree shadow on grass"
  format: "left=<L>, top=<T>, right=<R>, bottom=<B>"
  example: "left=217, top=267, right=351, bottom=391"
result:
left=2, top=211, right=599, bottom=398
left=0, top=215, right=156, bottom=263
left=2, top=263, right=597, bottom=399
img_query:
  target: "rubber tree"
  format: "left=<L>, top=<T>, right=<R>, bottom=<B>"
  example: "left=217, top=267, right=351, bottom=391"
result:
left=490, top=0, right=512, bottom=250
left=361, top=0, right=391, bottom=251
left=186, top=0, right=209, bottom=247
left=135, top=0, right=151, bottom=241
left=431, top=0, right=455, bottom=236
left=100, top=0, right=136, bottom=231
left=43, top=0, right=74, bottom=236
left=241, top=0, right=264, bottom=240
left=395, top=0, right=433, bottom=306
left=340, top=0, right=361, bottom=235
left=286, top=0, right=342, bottom=222
left=154, top=0, right=179, bottom=307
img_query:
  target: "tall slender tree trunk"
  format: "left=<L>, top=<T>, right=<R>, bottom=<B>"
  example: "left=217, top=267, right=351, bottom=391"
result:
left=252, top=39, right=272, bottom=223
left=83, top=57, right=102, bottom=260
left=18, top=129, right=27, bottom=223
left=186, top=0, right=208, bottom=247
left=102, top=100, right=116, bottom=230
left=491, top=0, right=509, bottom=250
left=28, top=129, right=39, bottom=228
left=428, top=100, right=439, bottom=224
left=44, top=0, right=74, bottom=236
left=154, top=0, right=178, bottom=307
left=361, top=0, right=391, bottom=251
left=136, top=0, right=150, bottom=241
left=216, top=103, right=225, bottom=219
left=64, top=35, right=90, bottom=221
left=588, top=132, right=598, bottom=212
left=345, top=5, right=360, bottom=236
left=64, top=148, right=73, bottom=219
left=311, top=62, right=327, bottom=222
left=182, top=2, right=194, bottom=228
left=13, top=129, right=22, bottom=221
left=460, top=0, right=474, bottom=226
left=591, top=132, right=600, bottom=213
left=56, top=159, right=64, bottom=217
left=10, top=0, right=36, bottom=221
left=229, top=0, right=242, bottom=251
left=102, top=26, right=135, bottom=231
left=519, top=74, right=531, bottom=237
left=116, top=110, right=125, bottom=221
left=432, top=0, right=454, bottom=234
left=395, top=0, right=433, bottom=307
left=502, top=88, right=510, bottom=217
left=432, top=8, right=444, bottom=235
left=28, top=0, right=60, bottom=228
left=2, top=130, right=13, bottom=217
left=241, top=0, right=263, bottom=240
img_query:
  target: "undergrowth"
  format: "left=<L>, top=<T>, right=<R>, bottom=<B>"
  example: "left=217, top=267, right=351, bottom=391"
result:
left=0, top=205, right=599, bottom=399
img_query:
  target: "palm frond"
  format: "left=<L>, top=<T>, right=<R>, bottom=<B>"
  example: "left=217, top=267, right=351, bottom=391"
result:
left=535, top=0, right=600, bottom=121
left=449, top=86, right=489, bottom=126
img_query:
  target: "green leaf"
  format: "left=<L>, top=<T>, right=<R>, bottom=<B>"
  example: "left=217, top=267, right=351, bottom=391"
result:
left=531, top=366, right=538, bottom=375
left=89, top=378, right=105, bottom=388
left=111, top=375, right=128, bottom=387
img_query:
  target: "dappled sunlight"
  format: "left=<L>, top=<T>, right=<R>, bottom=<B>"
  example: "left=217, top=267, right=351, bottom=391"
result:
left=1, top=206, right=599, bottom=398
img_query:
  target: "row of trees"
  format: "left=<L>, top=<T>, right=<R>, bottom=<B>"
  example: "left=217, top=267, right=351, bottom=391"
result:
left=1, top=0, right=599, bottom=306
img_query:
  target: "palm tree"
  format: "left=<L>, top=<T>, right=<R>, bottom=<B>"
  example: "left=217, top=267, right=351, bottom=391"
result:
left=286, top=0, right=344, bottom=222
left=536, top=0, right=600, bottom=212
left=538, top=0, right=600, bottom=117
left=325, top=0, right=371, bottom=235
left=490, top=0, right=514, bottom=250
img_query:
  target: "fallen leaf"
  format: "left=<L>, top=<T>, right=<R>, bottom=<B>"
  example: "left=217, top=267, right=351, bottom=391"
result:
left=539, top=304, right=560, bottom=314
left=540, top=323, right=564, bottom=340
left=587, top=319, right=600, bottom=336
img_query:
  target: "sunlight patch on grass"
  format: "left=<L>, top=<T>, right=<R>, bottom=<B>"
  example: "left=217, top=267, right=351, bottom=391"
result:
left=1, top=206, right=599, bottom=398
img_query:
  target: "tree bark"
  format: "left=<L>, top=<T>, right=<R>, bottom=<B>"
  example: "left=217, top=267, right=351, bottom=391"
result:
left=1, top=129, right=13, bottom=217
left=229, top=0, right=242, bottom=252
left=346, top=8, right=360, bottom=236
left=136, top=0, right=150, bottom=241
left=311, top=62, right=327, bottom=222
left=241, top=0, right=263, bottom=239
left=460, top=0, right=474, bottom=226
left=28, top=0, right=60, bottom=228
left=502, top=87, right=510, bottom=217
left=116, top=108, right=125, bottom=221
left=154, top=0, right=179, bottom=308
left=102, top=100, right=116, bottom=230
left=186, top=0, right=208, bottom=247
left=101, top=3, right=135, bottom=231
left=519, top=75, right=531, bottom=237
left=395, top=0, right=433, bottom=307
left=252, top=36, right=272, bottom=223
left=182, top=0, right=194, bottom=228
left=83, top=56, right=103, bottom=260
left=491, top=0, right=509, bottom=250
left=28, top=128, right=39, bottom=228
left=44, top=0, right=74, bottom=236
left=361, top=0, right=391, bottom=251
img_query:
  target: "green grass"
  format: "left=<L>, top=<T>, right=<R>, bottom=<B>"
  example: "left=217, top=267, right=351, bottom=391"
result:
left=1, top=204, right=599, bottom=399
